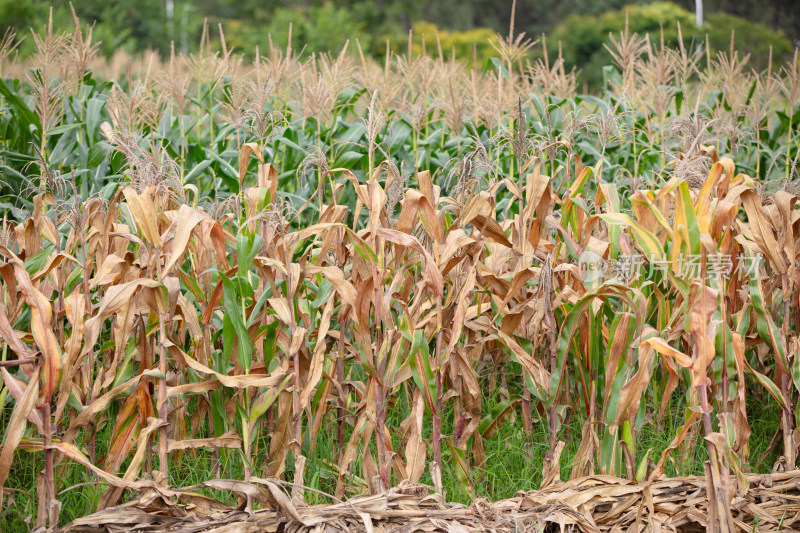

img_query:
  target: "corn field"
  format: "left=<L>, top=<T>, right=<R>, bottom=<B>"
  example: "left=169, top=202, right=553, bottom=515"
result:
left=1, top=11, right=800, bottom=532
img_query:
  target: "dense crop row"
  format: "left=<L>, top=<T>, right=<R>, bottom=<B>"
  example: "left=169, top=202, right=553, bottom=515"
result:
left=1, top=14, right=800, bottom=531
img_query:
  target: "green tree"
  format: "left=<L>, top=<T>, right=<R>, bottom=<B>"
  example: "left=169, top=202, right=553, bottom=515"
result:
left=1, top=0, right=171, bottom=57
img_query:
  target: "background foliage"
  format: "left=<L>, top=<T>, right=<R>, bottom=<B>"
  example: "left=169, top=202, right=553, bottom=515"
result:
left=0, top=0, right=796, bottom=89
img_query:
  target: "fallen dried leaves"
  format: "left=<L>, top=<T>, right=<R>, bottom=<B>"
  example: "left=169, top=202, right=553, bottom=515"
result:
left=58, top=471, right=800, bottom=532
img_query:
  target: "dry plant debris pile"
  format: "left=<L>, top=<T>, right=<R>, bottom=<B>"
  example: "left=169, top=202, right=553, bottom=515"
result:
left=55, top=473, right=800, bottom=532
left=0, top=10, right=799, bottom=533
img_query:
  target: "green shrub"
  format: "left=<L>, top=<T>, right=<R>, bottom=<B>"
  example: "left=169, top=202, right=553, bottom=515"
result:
left=549, top=2, right=794, bottom=90
left=224, top=2, right=370, bottom=57
left=403, top=21, right=497, bottom=65
left=704, top=12, right=793, bottom=72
